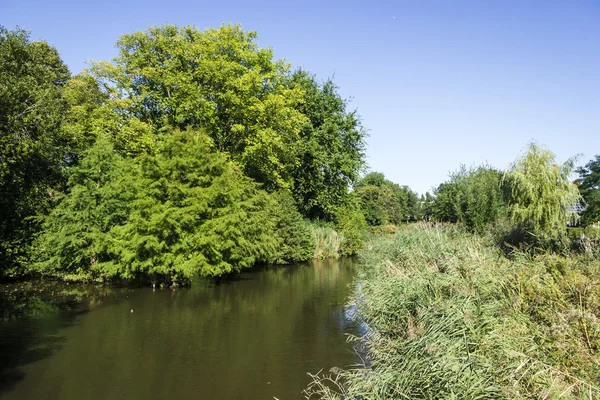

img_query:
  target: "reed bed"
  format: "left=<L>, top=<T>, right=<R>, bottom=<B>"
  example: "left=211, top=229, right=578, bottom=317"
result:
left=305, top=223, right=600, bottom=399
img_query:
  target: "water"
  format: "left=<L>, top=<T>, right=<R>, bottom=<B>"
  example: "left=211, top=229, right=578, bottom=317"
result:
left=0, top=258, right=359, bottom=399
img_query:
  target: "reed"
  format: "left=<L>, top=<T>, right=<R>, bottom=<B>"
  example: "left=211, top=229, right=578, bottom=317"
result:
left=306, top=223, right=600, bottom=399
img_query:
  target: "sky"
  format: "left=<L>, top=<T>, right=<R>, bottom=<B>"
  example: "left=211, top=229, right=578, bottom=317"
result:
left=3, top=0, right=599, bottom=194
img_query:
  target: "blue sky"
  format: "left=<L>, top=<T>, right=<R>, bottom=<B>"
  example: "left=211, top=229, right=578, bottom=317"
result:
left=4, top=0, right=599, bottom=194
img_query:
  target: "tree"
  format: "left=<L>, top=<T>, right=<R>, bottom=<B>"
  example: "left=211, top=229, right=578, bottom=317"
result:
left=504, top=143, right=581, bottom=244
left=287, top=70, right=367, bottom=220
left=33, top=129, right=278, bottom=283
left=0, top=27, right=70, bottom=276
left=355, top=172, right=416, bottom=226
left=30, top=137, right=133, bottom=279
left=92, top=24, right=308, bottom=190
left=431, top=165, right=507, bottom=232
left=575, top=155, right=600, bottom=226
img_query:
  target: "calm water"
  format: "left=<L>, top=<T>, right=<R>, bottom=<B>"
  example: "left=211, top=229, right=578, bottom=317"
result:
left=0, top=259, right=359, bottom=399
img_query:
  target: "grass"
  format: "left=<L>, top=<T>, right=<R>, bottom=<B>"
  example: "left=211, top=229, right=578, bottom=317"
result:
left=305, top=223, right=600, bottom=399
left=307, top=221, right=343, bottom=260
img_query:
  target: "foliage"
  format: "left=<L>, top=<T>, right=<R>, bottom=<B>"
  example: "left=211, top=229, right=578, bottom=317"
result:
left=504, top=143, right=582, bottom=245
left=265, top=191, right=314, bottom=263
left=355, top=172, right=419, bottom=226
left=0, top=27, right=71, bottom=277
left=93, top=24, right=308, bottom=190
left=335, top=199, right=368, bottom=256
left=576, top=155, right=600, bottom=226
left=30, top=137, right=131, bottom=280
left=432, top=165, right=507, bottom=232
left=287, top=70, right=367, bottom=220
left=33, top=129, right=277, bottom=282
left=306, top=224, right=600, bottom=399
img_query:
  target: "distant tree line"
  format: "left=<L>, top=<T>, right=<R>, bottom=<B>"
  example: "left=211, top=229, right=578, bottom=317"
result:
left=429, top=143, right=599, bottom=249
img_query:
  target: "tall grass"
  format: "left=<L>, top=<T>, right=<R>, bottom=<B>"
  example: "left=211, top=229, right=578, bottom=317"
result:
left=305, top=223, right=600, bottom=399
left=307, top=222, right=343, bottom=260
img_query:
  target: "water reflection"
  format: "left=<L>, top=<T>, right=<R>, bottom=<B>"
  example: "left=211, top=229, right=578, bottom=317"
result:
left=0, top=259, right=358, bottom=399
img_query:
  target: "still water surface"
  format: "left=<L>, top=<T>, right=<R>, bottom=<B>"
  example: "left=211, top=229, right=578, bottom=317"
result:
left=0, top=258, right=359, bottom=399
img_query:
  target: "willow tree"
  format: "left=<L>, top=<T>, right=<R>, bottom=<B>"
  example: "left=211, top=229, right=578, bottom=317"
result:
left=503, top=143, right=581, bottom=244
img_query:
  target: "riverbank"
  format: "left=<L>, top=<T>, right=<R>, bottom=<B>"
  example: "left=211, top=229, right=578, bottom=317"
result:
left=306, top=223, right=600, bottom=399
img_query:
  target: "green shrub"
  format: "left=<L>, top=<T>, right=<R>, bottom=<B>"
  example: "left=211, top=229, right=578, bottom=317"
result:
left=432, top=165, right=508, bottom=232
left=335, top=206, right=367, bottom=256
left=265, top=191, right=314, bottom=263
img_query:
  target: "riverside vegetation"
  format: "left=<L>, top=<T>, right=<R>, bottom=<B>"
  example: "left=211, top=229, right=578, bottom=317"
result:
left=1, top=24, right=399, bottom=284
left=3, top=22, right=600, bottom=399
left=306, top=145, right=600, bottom=399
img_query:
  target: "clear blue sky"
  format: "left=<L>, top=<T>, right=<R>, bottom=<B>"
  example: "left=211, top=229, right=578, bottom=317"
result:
left=4, top=0, right=599, bottom=194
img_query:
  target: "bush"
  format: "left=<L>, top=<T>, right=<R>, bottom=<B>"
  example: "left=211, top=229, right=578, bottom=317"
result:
left=265, top=191, right=314, bottom=264
left=432, top=165, right=507, bottom=232
left=335, top=206, right=368, bottom=256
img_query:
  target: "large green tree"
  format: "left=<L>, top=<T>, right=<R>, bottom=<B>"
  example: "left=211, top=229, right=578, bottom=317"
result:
left=93, top=24, right=307, bottom=190
left=575, top=155, right=600, bottom=226
left=287, top=70, right=366, bottom=220
left=33, top=129, right=278, bottom=282
left=504, top=143, right=581, bottom=244
left=0, top=27, right=71, bottom=276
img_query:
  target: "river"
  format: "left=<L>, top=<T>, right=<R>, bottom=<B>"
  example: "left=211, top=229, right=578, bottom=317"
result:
left=0, top=258, right=359, bottom=399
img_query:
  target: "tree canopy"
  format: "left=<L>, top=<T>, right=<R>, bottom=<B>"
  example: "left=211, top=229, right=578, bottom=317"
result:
left=355, top=172, right=419, bottom=226
left=92, top=24, right=308, bottom=190
left=0, top=27, right=71, bottom=276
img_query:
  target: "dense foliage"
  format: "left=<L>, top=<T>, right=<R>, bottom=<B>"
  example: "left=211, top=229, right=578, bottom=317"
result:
left=576, top=155, right=600, bottom=226
left=1, top=25, right=371, bottom=282
left=504, top=143, right=581, bottom=246
left=0, top=27, right=71, bottom=276
left=431, top=165, right=507, bottom=232
left=355, top=172, right=419, bottom=226
left=33, top=130, right=281, bottom=282
left=287, top=70, right=366, bottom=220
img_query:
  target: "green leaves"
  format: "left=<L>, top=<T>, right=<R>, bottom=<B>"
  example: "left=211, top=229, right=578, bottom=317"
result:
left=5, top=23, right=370, bottom=281
left=287, top=70, right=366, bottom=220
left=432, top=165, right=507, bottom=232
left=0, top=27, right=71, bottom=276
left=94, top=24, right=308, bottom=190
left=355, top=172, right=418, bottom=226
left=33, top=129, right=278, bottom=282
left=504, top=143, right=582, bottom=245
left=576, top=155, right=600, bottom=226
